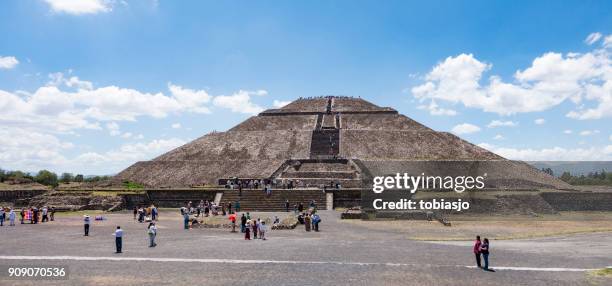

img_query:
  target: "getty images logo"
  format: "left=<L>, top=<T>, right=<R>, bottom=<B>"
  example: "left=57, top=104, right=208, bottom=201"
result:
left=372, top=173, right=487, bottom=194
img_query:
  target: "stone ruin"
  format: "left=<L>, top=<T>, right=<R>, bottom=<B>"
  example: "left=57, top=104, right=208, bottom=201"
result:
left=115, top=95, right=570, bottom=191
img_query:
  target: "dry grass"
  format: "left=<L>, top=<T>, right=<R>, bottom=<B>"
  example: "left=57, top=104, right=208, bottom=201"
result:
left=0, top=182, right=49, bottom=190
left=588, top=268, right=612, bottom=277
left=342, top=211, right=612, bottom=241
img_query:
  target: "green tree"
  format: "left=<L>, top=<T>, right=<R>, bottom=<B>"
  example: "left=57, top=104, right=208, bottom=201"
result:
left=74, top=174, right=84, bottom=182
left=560, top=171, right=572, bottom=183
left=35, top=170, right=58, bottom=187
left=0, top=168, right=5, bottom=182
left=60, top=172, right=74, bottom=183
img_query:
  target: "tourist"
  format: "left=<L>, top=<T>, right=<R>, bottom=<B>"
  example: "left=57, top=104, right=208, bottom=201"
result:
left=50, top=207, right=55, bottom=221
left=473, top=236, right=482, bottom=268
left=32, top=207, right=38, bottom=224
left=133, top=207, right=138, bottom=220
left=183, top=211, right=190, bottom=230
left=480, top=238, right=490, bottom=271
left=244, top=219, right=251, bottom=240
left=252, top=218, right=258, bottom=239
left=297, top=213, right=304, bottom=224
left=114, top=226, right=124, bottom=253
left=235, top=200, right=241, bottom=212
left=147, top=222, right=157, bottom=247
left=298, top=202, right=304, bottom=213
left=240, top=213, right=247, bottom=233
left=312, top=213, right=321, bottom=232
left=304, top=214, right=311, bottom=231
left=0, top=206, right=4, bottom=226
left=293, top=204, right=298, bottom=215
left=260, top=221, right=267, bottom=240
left=41, top=206, right=48, bottom=222
left=228, top=202, right=232, bottom=214
left=83, top=214, right=91, bottom=236
left=8, top=208, right=16, bottom=226
left=151, top=205, right=158, bottom=221
left=246, top=212, right=251, bottom=220
left=230, top=214, right=237, bottom=232
left=285, top=200, right=290, bottom=212
left=137, top=207, right=144, bottom=222
left=20, top=208, right=25, bottom=224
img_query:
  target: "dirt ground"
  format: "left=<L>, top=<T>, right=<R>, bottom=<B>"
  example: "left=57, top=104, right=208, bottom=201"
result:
left=341, top=211, right=612, bottom=240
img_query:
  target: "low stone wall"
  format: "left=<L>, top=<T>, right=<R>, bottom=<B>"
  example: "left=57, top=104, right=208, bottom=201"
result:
left=333, top=189, right=361, bottom=208
left=0, top=190, right=47, bottom=204
left=541, top=192, right=612, bottom=211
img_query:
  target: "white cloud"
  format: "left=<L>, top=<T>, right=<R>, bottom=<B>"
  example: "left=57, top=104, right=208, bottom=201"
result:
left=487, top=120, right=517, bottom=128
left=171, top=123, right=181, bottom=129
left=0, top=73, right=268, bottom=173
left=213, top=90, right=266, bottom=114
left=411, top=36, right=612, bottom=119
left=167, top=83, right=212, bottom=114
left=479, top=143, right=612, bottom=161
left=272, top=100, right=291, bottom=108
left=0, top=127, right=73, bottom=172
left=585, top=32, right=602, bottom=45
left=451, top=123, right=481, bottom=135
left=609, top=134, right=612, bottom=141
left=604, top=35, right=612, bottom=48
left=563, top=129, right=573, bottom=134
left=417, top=100, right=457, bottom=116
left=73, top=138, right=186, bottom=173
left=0, top=56, right=19, bottom=69
left=0, top=126, right=184, bottom=174
left=44, top=0, right=111, bottom=15
left=0, top=76, right=235, bottom=133
left=493, top=134, right=504, bottom=140
left=106, top=122, right=120, bottom=136
left=579, top=130, right=600, bottom=136
left=534, top=118, right=546, bottom=125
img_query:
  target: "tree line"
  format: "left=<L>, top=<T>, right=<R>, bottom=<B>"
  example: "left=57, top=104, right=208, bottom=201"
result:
left=0, top=169, right=111, bottom=188
left=541, top=168, right=612, bottom=186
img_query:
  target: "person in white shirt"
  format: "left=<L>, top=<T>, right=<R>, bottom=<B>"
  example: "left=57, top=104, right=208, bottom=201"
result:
left=114, top=226, right=124, bottom=253
left=41, top=206, right=48, bottom=222
left=259, top=221, right=267, bottom=240
left=8, top=208, right=16, bottom=226
left=147, top=222, right=157, bottom=247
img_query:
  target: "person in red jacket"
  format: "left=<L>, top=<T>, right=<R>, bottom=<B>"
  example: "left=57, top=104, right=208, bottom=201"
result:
left=473, top=235, right=482, bottom=268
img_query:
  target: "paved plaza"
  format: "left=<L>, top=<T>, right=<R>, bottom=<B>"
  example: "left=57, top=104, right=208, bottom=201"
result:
left=0, top=210, right=610, bottom=285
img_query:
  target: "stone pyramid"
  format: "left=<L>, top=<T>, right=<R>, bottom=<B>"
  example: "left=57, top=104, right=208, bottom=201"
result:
left=115, top=96, right=569, bottom=190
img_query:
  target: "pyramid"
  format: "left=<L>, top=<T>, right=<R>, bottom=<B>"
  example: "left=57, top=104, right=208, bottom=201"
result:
left=115, top=96, right=570, bottom=190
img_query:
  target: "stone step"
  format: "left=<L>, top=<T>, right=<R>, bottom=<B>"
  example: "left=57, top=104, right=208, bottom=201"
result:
left=279, top=171, right=357, bottom=179
left=220, top=189, right=326, bottom=211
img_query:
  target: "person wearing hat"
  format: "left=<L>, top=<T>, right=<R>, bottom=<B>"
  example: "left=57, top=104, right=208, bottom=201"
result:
left=83, top=214, right=91, bottom=236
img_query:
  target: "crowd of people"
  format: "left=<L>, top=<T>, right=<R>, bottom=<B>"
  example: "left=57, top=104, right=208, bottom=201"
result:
left=225, top=178, right=344, bottom=191
left=0, top=205, right=56, bottom=226
left=177, top=198, right=323, bottom=240
left=133, top=205, right=159, bottom=223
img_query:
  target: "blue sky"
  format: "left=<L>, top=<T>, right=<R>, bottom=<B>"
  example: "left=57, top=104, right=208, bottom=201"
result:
left=0, top=0, right=611, bottom=174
